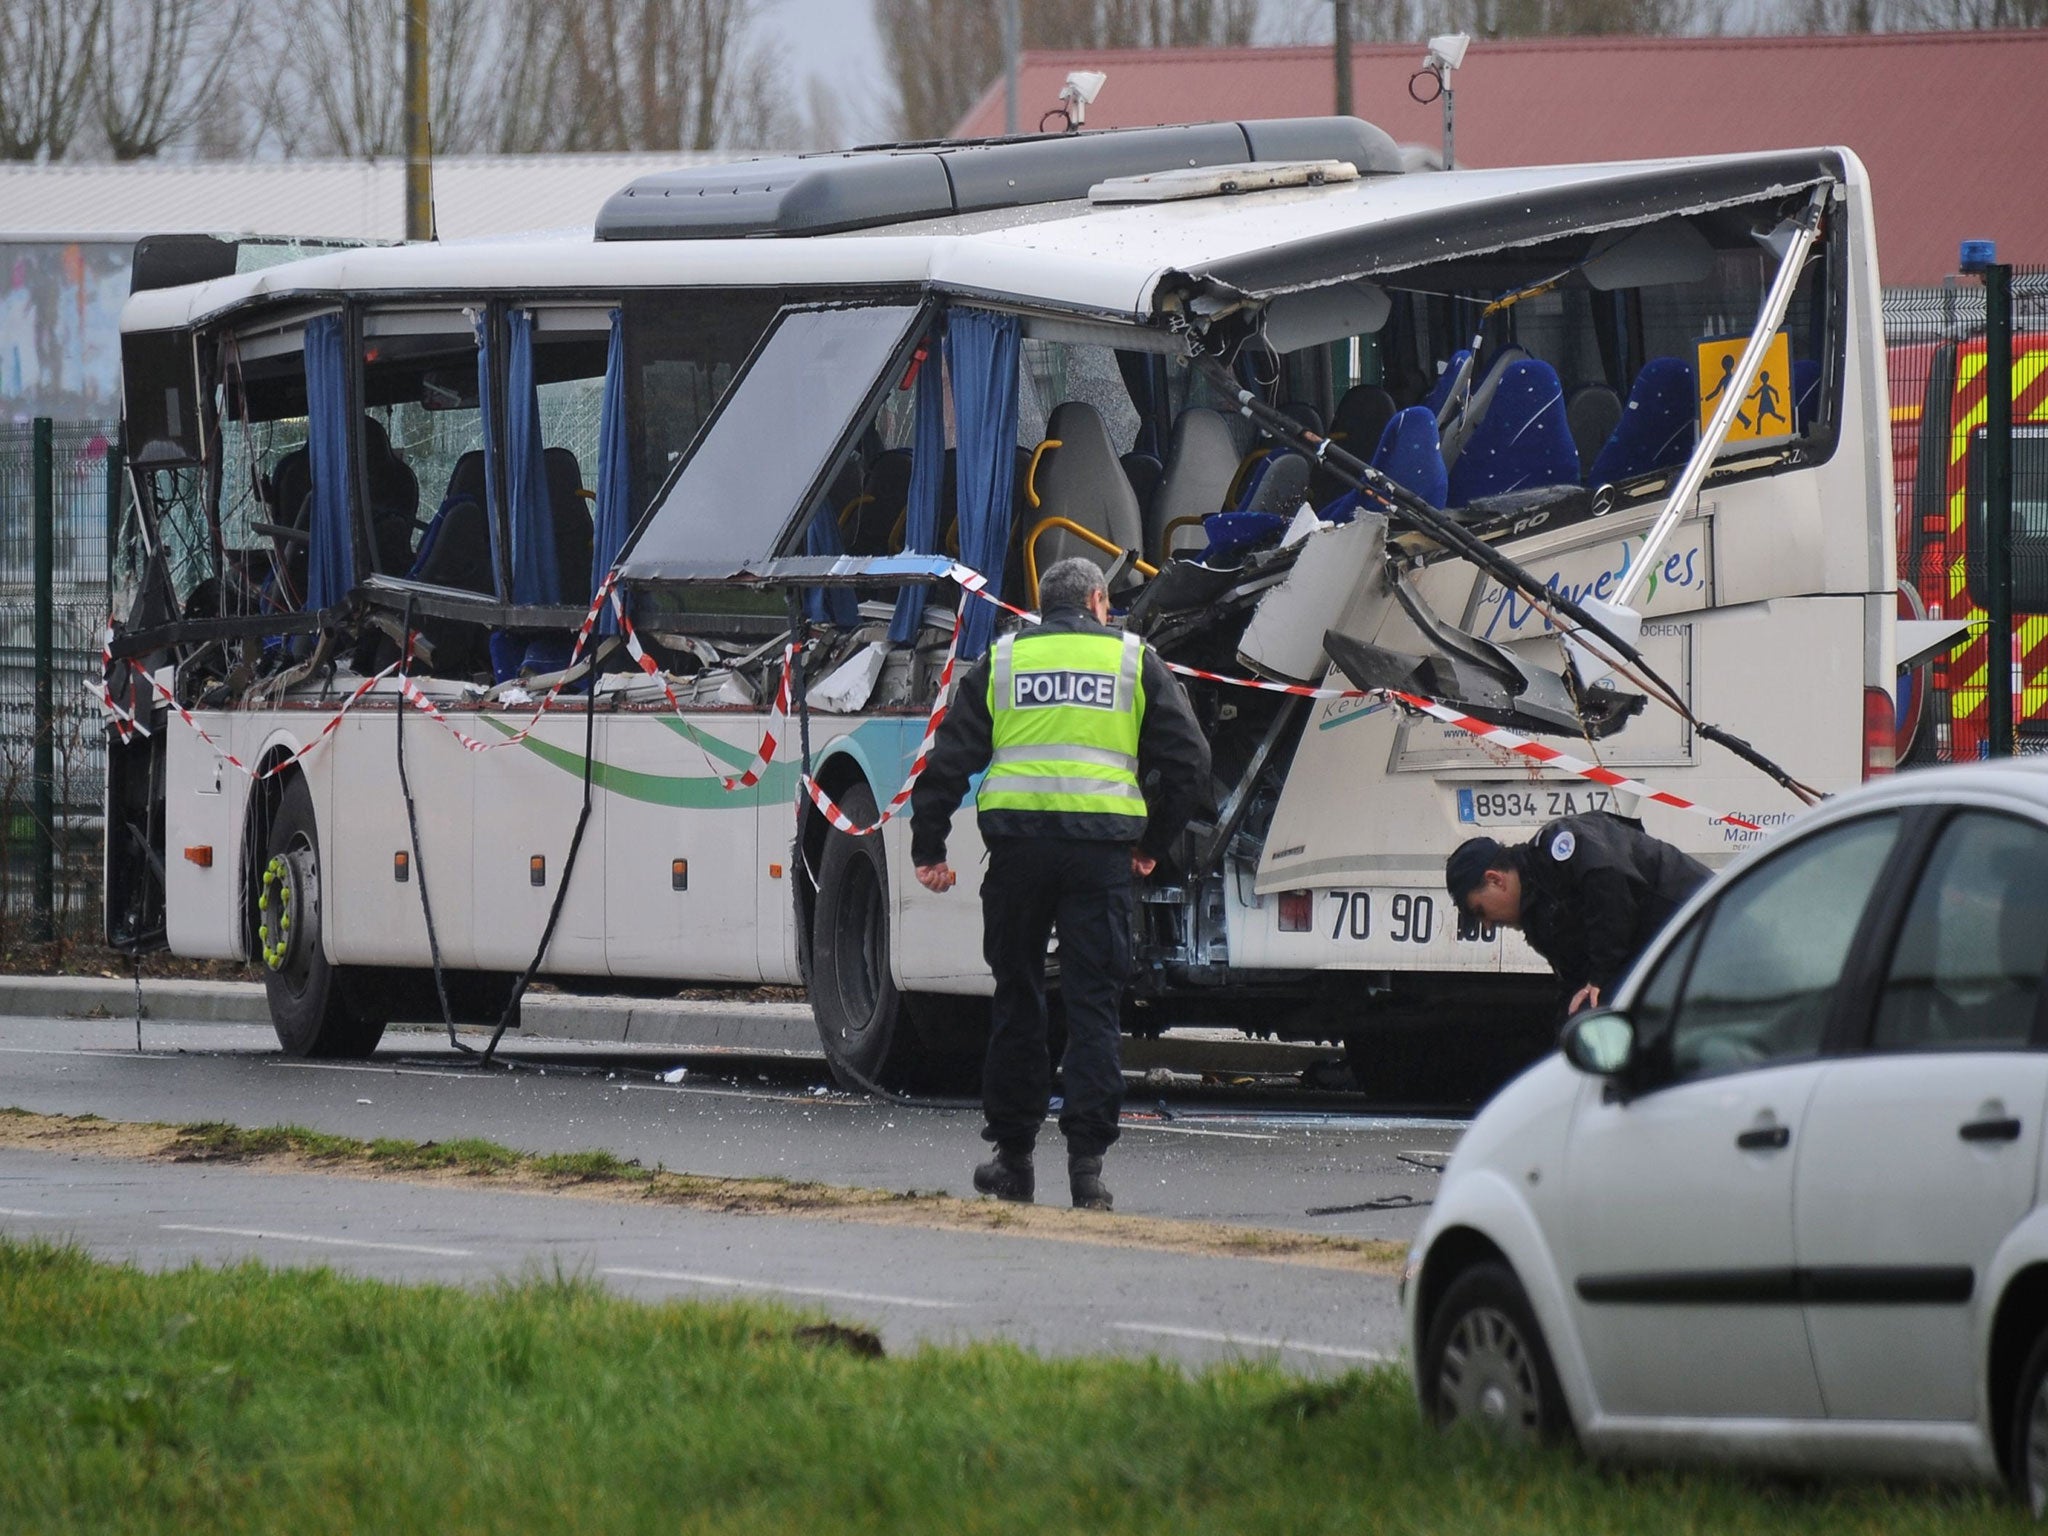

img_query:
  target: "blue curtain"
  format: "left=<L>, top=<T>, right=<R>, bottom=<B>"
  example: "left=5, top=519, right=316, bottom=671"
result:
left=888, top=328, right=947, bottom=644
left=591, top=308, right=630, bottom=633
left=947, top=309, right=1021, bottom=659
left=471, top=309, right=508, bottom=597
left=303, top=313, right=354, bottom=609
left=506, top=309, right=560, bottom=606
left=803, top=499, right=860, bottom=627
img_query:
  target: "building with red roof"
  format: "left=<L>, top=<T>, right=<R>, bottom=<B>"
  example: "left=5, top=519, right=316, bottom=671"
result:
left=953, top=31, right=2046, bottom=287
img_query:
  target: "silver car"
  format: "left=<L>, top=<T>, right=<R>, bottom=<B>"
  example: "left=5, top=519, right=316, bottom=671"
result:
left=1403, top=761, right=2048, bottom=1510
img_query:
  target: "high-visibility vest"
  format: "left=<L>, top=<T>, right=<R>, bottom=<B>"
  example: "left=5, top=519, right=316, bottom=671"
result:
left=977, top=628, right=1146, bottom=820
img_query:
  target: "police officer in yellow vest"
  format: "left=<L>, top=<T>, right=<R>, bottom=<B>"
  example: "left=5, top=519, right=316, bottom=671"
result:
left=912, top=557, right=1211, bottom=1209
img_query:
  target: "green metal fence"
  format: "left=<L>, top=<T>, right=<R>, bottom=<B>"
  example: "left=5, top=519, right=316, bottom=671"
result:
left=0, top=420, right=123, bottom=940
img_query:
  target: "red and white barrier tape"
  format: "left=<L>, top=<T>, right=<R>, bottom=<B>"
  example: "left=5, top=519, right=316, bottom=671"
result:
left=97, top=559, right=1766, bottom=836
left=1384, top=690, right=1763, bottom=831
left=1162, top=656, right=1758, bottom=831
left=801, top=611, right=965, bottom=837
left=112, top=657, right=399, bottom=780
left=97, top=622, right=139, bottom=743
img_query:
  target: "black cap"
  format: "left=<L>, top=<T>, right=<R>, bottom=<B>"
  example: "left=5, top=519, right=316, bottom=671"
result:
left=1445, top=836, right=1506, bottom=905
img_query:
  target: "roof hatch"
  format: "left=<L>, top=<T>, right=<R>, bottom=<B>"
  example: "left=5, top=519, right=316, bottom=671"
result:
left=595, top=118, right=1402, bottom=242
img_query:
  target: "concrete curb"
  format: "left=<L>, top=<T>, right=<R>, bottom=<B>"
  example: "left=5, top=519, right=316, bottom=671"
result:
left=0, top=977, right=1339, bottom=1073
left=0, top=975, right=820, bottom=1053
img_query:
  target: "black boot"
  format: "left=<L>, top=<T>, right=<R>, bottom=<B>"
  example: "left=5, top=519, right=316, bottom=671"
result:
left=1069, top=1154, right=1112, bottom=1211
left=973, top=1142, right=1035, bottom=1203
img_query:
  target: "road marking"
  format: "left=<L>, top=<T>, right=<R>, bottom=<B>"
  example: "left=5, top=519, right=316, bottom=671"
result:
left=0, top=1206, right=52, bottom=1217
left=602, top=1266, right=960, bottom=1311
left=161, top=1223, right=475, bottom=1258
left=262, top=1061, right=491, bottom=1082
left=1119, top=1121, right=1279, bottom=1141
left=1112, top=1321, right=1390, bottom=1363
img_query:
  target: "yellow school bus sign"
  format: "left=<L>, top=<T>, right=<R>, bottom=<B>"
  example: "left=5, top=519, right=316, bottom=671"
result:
left=1695, top=330, right=1794, bottom=447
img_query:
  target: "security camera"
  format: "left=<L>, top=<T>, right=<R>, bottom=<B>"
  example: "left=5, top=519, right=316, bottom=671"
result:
left=1426, top=33, right=1470, bottom=73
left=1062, top=70, right=1107, bottom=108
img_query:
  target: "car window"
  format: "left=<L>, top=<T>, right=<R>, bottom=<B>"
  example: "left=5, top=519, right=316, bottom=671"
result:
left=1870, top=811, right=2048, bottom=1052
left=1637, top=814, right=1901, bottom=1085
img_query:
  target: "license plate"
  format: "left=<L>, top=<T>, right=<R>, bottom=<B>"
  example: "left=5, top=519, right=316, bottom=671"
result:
left=1455, top=784, right=1616, bottom=826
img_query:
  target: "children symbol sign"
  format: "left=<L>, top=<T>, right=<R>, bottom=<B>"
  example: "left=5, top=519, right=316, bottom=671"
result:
left=1695, top=330, right=1795, bottom=447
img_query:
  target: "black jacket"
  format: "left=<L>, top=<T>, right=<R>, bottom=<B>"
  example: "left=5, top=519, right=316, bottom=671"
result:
left=1514, top=812, right=1711, bottom=999
left=909, top=606, right=1213, bottom=866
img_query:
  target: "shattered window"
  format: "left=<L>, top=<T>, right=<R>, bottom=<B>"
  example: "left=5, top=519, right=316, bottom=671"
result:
left=1017, top=338, right=1141, bottom=453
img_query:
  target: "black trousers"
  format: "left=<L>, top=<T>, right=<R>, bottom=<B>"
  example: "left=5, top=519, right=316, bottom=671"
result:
left=980, top=836, right=1133, bottom=1158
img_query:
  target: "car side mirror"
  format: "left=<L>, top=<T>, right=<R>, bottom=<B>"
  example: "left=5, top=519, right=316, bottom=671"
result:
left=1560, top=1009, right=1635, bottom=1077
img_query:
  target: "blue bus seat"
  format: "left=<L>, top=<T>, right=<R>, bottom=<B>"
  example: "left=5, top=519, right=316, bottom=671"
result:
left=1446, top=359, right=1580, bottom=505
left=1589, top=357, right=1697, bottom=486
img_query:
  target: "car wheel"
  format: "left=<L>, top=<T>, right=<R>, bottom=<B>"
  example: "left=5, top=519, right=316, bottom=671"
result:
left=1420, top=1262, right=1570, bottom=1446
left=810, top=782, right=922, bottom=1092
left=2013, top=1328, right=2048, bottom=1517
left=257, top=776, right=386, bottom=1059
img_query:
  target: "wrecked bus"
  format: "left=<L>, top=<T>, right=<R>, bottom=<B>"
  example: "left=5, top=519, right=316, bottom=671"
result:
left=103, top=118, right=1901, bottom=1092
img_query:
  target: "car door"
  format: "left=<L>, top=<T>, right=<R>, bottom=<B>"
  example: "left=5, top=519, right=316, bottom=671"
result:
left=1795, top=807, right=2048, bottom=1424
left=1562, top=812, right=1906, bottom=1421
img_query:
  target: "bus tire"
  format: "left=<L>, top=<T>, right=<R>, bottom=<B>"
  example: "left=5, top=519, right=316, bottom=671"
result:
left=810, top=782, right=922, bottom=1092
left=257, top=776, right=386, bottom=1059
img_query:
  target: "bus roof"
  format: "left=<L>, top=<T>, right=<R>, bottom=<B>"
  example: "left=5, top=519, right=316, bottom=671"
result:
left=121, top=145, right=1852, bottom=338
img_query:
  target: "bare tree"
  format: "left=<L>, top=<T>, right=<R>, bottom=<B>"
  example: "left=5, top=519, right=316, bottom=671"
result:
left=877, top=0, right=1258, bottom=141
left=89, top=0, right=250, bottom=160
left=0, top=0, right=102, bottom=160
left=1893, top=0, right=2047, bottom=21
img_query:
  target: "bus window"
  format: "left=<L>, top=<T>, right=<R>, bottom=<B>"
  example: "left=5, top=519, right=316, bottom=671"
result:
left=622, top=289, right=789, bottom=525
left=527, top=307, right=612, bottom=607
left=206, top=311, right=329, bottom=617
left=363, top=308, right=483, bottom=592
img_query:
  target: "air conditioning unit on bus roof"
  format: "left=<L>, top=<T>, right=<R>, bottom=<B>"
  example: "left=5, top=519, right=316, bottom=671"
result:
left=594, top=118, right=1402, bottom=243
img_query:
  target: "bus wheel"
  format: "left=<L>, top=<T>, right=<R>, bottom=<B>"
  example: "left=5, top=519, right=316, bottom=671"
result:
left=257, top=777, right=386, bottom=1059
left=810, top=782, right=922, bottom=1092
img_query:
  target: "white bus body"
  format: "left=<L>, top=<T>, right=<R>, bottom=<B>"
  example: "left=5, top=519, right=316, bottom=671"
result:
left=105, top=121, right=1895, bottom=1090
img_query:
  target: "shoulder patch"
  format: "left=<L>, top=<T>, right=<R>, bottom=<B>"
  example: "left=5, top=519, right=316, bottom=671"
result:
left=1549, top=829, right=1576, bottom=862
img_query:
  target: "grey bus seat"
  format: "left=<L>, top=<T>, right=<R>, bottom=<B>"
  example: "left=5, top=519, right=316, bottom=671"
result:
left=1566, top=385, right=1624, bottom=477
left=1147, top=407, right=1240, bottom=562
left=1120, top=452, right=1163, bottom=528
left=1030, top=400, right=1146, bottom=589
left=849, top=448, right=912, bottom=556
left=409, top=450, right=487, bottom=582
left=544, top=446, right=593, bottom=604
left=363, top=416, right=422, bottom=572
left=1242, top=450, right=1310, bottom=516
left=1314, top=385, right=1396, bottom=505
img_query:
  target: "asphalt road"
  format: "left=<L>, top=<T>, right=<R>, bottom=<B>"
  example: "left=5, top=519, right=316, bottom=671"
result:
left=0, top=1012, right=1467, bottom=1373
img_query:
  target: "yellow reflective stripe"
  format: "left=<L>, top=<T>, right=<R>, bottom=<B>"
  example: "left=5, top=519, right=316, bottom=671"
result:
left=988, top=742, right=1138, bottom=773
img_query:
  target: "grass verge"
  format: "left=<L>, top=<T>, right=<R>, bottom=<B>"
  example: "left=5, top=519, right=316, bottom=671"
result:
left=0, top=1109, right=1403, bottom=1273
left=0, top=1236, right=2022, bottom=1535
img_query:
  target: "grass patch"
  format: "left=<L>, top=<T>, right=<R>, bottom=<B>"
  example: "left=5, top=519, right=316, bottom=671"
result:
left=0, top=1110, right=1406, bottom=1274
left=0, top=1236, right=2022, bottom=1535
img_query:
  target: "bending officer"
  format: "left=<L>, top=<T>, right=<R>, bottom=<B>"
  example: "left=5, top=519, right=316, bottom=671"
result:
left=910, top=557, right=1211, bottom=1210
left=1446, top=811, right=1710, bottom=1017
